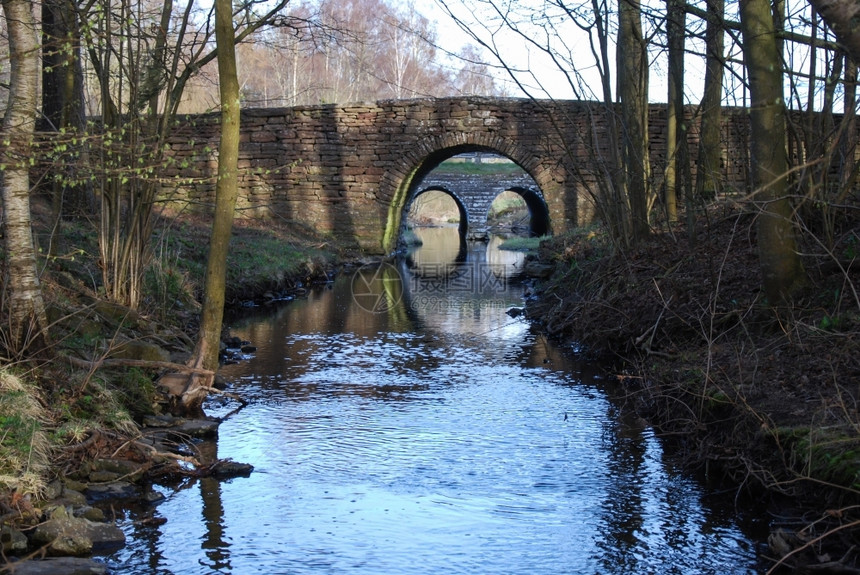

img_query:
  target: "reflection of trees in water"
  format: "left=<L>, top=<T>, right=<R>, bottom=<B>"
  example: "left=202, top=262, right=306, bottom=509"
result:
left=406, top=227, right=467, bottom=271
left=133, top=440, right=232, bottom=572
left=200, top=477, right=230, bottom=571
left=486, top=235, right=525, bottom=270
left=594, top=410, right=648, bottom=573
left=224, top=276, right=418, bottom=396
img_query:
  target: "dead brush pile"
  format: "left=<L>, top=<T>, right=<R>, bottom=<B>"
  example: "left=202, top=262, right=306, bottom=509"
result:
left=528, top=204, right=765, bottom=355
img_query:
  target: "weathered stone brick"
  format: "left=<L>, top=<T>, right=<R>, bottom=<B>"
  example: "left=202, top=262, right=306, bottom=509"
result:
left=150, top=99, right=787, bottom=253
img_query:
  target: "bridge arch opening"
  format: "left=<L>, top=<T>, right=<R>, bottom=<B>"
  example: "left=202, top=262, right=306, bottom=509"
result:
left=392, top=146, right=551, bottom=249
left=487, top=187, right=550, bottom=237
left=405, top=187, right=469, bottom=238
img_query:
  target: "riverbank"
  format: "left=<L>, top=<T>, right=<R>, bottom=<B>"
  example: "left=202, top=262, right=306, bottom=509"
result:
left=525, top=202, right=860, bottom=572
left=0, top=207, right=345, bottom=573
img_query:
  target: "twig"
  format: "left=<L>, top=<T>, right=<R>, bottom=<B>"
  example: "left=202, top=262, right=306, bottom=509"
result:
left=58, top=431, right=100, bottom=452
left=767, top=519, right=860, bottom=574
left=201, top=385, right=247, bottom=406
left=129, top=439, right=201, bottom=467
left=634, top=282, right=671, bottom=355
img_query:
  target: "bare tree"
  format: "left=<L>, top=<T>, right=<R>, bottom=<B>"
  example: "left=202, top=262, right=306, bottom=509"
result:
left=453, top=45, right=500, bottom=96
left=433, top=0, right=632, bottom=246
left=76, top=0, right=290, bottom=308
left=41, top=0, right=86, bottom=257
left=694, top=0, right=725, bottom=203
left=617, top=0, right=650, bottom=243
left=809, top=0, right=860, bottom=62
left=182, top=0, right=242, bottom=412
left=740, top=0, right=805, bottom=304
left=665, top=0, right=686, bottom=224
left=234, top=0, right=483, bottom=108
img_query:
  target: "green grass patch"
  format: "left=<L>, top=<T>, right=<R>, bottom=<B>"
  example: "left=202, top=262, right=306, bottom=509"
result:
left=775, top=426, right=860, bottom=490
left=149, top=217, right=335, bottom=305
left=223, top=229, right=331, bottom=296
left=498, top=236, right=547, bottom=252
left=434, top=160, right=525, bottom=176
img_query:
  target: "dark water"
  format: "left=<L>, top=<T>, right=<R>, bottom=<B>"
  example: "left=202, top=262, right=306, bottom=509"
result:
left=108, top=227, right=765, bottom=574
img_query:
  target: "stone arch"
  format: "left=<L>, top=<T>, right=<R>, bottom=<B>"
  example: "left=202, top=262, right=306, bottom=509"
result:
left=488, top=186, right=551, bottom=237
left=380, top=132, right=553, bottom=252
left=406, top=186, right=469, bottom=237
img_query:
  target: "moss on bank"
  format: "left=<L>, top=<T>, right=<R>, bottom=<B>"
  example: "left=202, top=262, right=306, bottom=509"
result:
left=497, top=235, right=546, bottom=252
left=147, top=215, right=338, bottom=308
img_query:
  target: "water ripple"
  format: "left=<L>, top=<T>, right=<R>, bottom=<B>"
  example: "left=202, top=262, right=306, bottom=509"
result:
left=109, top=241, right=764, bottom=575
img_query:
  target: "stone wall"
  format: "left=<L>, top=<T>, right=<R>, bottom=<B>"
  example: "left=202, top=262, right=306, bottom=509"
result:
left=160, top=98, right=755, bottom=253
left=415, top=173, right=549, bottom=240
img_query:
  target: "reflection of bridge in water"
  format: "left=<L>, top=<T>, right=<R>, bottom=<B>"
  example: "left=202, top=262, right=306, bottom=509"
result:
left=398, top=228, right=528, bottom=336
left=348, top=227, right=530, bottom=337
left=230, top=228, right=562, bottom=391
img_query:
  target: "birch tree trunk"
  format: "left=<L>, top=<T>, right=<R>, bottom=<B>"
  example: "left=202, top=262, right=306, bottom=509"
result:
left=1, top=0, right=51, bottom=357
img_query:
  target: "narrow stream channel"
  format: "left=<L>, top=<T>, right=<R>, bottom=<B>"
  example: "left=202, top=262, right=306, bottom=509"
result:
left=107, top=227, right=766, bottom=574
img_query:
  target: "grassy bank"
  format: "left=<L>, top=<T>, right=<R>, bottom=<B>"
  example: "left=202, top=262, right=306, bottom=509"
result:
left=497, top=236, right=546, bottom=252
left=148, top=214, right=336, bottom=308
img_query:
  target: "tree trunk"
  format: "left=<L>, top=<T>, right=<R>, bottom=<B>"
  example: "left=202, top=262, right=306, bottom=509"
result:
left=841, top=57, right=858, bottom=193
left=665, top=0, right=683, bottom=224
left=617, top=0, right=650, bottom=243
left=667, top=0, right=693, bottom=238
left=810, top=0, right=860, bottom=63
left=1, top=0, right=51, bottom=357
left=740, top=0, right=805, bottom=305
left=41, top=0, right=86, bottom=256
left=181, top=0, right=241, bottom=411
left=695, top=0, right=725, bottom=203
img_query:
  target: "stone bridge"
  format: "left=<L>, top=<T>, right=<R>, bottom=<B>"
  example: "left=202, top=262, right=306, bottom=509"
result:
left=411, top=172, right=549, bottom=240
left=163, top=97, right=752, bottom=254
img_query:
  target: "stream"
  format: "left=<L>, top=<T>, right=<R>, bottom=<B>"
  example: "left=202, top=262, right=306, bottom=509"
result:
left=107, top=227, right=767, bottom=574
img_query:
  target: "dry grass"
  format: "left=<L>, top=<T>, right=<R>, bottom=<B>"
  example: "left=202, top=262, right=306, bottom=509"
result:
left=0, top=370, right=51, bottom=496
